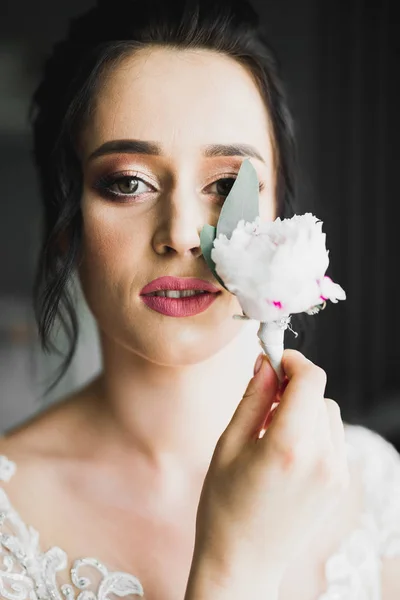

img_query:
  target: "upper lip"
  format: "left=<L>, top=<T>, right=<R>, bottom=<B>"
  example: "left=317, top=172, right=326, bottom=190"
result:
left=140, top=276, right=221, bottom=295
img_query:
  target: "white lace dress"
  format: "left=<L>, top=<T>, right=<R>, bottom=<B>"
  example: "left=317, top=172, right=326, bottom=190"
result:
left=0, top=424, right=399, bottom=600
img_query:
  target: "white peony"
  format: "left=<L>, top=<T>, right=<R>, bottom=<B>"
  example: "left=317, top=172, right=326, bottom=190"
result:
left=211, top=213, right=346, bottom=323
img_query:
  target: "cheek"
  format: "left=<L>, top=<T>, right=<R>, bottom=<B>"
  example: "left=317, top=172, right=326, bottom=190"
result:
left=78, top=203, right=147, bottom=289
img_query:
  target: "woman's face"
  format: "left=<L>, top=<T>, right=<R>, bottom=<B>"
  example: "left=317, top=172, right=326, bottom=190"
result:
left=78, top=47, right=276, bottom=365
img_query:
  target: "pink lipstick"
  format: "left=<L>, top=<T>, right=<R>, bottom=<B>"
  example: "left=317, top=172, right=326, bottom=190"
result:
left=140, top=276, right=221, bottom=317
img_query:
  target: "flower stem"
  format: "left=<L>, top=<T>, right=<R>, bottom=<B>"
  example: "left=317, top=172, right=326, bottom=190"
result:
left=257, top=320, right=289, bottom=382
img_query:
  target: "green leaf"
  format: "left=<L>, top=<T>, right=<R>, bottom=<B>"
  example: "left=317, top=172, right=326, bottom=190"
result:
left=199, top=224, right=227, bottom=289
left=199, top=159, right=260, bottom=290
left=216, top=158, right=260, bottom=238
left=200, top=224, right=216, bottom=269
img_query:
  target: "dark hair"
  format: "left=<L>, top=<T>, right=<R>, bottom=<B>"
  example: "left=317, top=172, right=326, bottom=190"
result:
left=31, top=0, right=298, bottom=389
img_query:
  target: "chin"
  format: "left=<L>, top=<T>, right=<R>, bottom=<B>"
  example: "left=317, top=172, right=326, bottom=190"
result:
left=91, top=291, right=249, bottom=367
left=141, top=317, right=247, bottom=366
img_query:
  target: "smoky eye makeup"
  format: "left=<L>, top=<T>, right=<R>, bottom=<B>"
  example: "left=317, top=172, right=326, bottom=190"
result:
left=92, top=171, right=157, bottom=202
left=205, top=175, right=265, bottom=204
left=89, top=161, right=267, bottom=204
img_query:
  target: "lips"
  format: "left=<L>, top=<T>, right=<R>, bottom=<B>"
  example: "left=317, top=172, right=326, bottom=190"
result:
left=140, top=276, right=221, bottom=295
left=140, top=276, right=221, bottom=317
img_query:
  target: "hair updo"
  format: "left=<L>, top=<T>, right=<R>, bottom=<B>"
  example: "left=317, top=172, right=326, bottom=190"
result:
left=31, top=0, right=298, bottom=387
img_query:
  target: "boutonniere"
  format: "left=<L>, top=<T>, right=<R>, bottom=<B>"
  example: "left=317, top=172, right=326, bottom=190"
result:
left=200, top=160, right=346, bottom=380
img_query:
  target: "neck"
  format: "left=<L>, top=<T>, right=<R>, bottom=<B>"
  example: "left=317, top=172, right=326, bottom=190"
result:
left=93, top=321, right=260, bottom=475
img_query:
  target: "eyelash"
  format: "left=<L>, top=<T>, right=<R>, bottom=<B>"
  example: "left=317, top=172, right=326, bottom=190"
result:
left=93, top=171, right=265, bottom=203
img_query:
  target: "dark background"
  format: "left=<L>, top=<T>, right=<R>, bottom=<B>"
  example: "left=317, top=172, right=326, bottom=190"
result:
left=0, top=0, right=399, bottom=447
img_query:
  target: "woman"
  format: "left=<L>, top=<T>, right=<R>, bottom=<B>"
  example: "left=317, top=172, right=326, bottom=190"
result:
left=0, top=0, right=399, bottom=598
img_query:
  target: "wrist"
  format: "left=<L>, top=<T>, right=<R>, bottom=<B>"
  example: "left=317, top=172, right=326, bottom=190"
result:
left=184, top=550, right=281, bottom=600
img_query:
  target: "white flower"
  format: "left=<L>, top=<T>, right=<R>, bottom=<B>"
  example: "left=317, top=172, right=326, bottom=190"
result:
left=211, top=213, right=346, bottom=323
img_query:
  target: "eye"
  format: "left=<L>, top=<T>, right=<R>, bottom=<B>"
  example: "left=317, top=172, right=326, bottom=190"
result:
left=93, top=173, right=155, bottom=201
left=207, top=176, right=265, bottom=201
left=208, top=177, right=236, bottom=198
left=111, top=176, right=141, bottom=195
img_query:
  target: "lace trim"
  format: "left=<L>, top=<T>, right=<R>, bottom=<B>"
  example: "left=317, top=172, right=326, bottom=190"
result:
left=319, top=516, right=381, bottom=600
left=317, top=425, right=400, bottom=599
left=357, top=428, right=400, bottom=557
left=0, top=425, right=399, bottom=600
left=0, top=456, right=144, bottom=600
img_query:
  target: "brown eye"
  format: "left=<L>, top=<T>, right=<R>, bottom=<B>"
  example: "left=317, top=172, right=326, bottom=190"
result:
left=93, top=173, right=156, bottom=202
left=111, top=177, right=139, bottom=194
left=211, top=177, right=236, bottom=197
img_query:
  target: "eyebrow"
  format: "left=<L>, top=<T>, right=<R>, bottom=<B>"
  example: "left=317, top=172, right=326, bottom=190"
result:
left=87, top=139, right=265, bottom=163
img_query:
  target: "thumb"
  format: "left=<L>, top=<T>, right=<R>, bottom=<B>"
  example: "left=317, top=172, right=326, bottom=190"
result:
left=219, top=354, right=279, bottom=458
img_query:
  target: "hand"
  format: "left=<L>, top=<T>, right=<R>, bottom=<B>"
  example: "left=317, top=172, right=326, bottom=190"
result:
left=190, top=350, right=350, bottom=593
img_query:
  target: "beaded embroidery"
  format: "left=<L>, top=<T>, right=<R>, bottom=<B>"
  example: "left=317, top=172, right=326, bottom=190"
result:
left=0, top=458, right=144, bottom=599
left=0, top=425, right=399, bottom=599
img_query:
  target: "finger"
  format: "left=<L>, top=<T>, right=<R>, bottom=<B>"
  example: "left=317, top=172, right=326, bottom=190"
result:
left=259, top=375, right=288, bottom=434
left=219, top=354, right=279, bottom=458
left=324, top=398, right=348, bottom=471
left=263, top=349, right=327, bottom=448
left=260, top=401, right=280, bottom=434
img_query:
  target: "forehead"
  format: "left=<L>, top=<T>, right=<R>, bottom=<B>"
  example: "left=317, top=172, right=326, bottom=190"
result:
left=82, top=47, right=274, bottom=163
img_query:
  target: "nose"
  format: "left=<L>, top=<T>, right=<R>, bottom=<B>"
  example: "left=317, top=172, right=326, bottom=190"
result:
left=151, top=186, right=207, bottom=259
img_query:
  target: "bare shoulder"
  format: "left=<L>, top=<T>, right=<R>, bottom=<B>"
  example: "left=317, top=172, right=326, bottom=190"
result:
left=0, top=379, right=101, bottom=505
left=0, top=377, right=100, bottom=456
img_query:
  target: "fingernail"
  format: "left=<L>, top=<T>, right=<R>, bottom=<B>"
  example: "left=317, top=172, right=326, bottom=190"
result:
left=254, top=353, right=264, bottom=375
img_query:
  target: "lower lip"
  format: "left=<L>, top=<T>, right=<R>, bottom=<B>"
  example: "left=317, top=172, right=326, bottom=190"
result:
left=140, top=293, right=219, bottom=317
